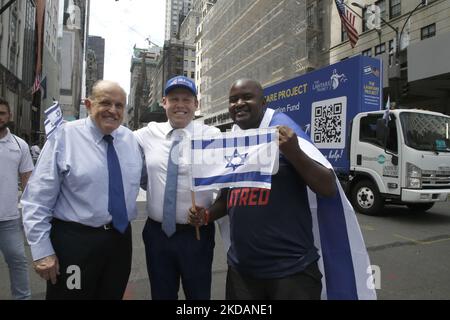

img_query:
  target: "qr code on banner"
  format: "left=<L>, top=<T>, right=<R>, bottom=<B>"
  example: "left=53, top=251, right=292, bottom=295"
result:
left=311, top=97, right=347, bottom=149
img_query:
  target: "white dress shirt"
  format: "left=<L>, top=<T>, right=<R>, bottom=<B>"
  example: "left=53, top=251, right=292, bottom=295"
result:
left=21, top=117, right=143, bottom=261
left=134, top=121, right=220, bottom=224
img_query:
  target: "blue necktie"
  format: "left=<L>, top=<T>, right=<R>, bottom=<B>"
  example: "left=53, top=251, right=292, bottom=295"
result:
left=104, top=135, right=129, bottom=233
left=162, top=139, right=181, bottom=237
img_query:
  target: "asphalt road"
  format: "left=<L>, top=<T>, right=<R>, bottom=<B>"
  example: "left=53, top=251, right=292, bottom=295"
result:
left=357, top=201, right=450, bottom=300
left=1, top=200, right=449, bottom=300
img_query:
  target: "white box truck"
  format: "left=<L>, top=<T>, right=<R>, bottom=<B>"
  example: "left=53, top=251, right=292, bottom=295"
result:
left=264, top=56, right=450, bottom=215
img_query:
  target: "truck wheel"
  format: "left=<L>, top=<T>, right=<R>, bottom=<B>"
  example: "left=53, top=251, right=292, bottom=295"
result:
left=406, top=203, right=434, bottom=212
left=351, top=180, right=384, bottom=215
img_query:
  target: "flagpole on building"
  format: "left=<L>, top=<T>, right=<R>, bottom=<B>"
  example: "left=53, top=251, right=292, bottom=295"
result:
left=191, top=192, right=201, bottom=240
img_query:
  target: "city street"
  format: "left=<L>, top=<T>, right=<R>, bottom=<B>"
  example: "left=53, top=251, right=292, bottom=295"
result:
left=2, top=0, right=449, bottom=303
left=1, top=191, right=449, bottom=300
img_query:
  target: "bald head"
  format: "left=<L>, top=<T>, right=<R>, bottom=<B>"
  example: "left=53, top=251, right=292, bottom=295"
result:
left=229, top=78, right=267, bottom=130
left=231, top=79, right=264, bottom=99
left=90, top=80, right=126, bottom=100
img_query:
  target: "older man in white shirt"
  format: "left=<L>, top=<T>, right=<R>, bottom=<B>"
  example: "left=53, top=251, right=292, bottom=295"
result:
left=21, top=81, right=144, bottom=300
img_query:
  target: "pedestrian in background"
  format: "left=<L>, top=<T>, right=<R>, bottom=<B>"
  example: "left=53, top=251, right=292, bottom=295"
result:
left=30, top=142, right=41, bottom=164
left=0, top=97, right=33, bottom=300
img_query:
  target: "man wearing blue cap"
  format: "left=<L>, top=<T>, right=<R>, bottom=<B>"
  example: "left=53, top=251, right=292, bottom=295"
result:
left=134, top=76, right=220, bottom=300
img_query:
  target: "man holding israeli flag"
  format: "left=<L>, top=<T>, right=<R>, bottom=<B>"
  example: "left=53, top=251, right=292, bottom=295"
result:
left=189, top=79, right=376, bottom=300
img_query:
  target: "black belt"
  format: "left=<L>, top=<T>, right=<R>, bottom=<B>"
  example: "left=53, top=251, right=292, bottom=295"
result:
left=148, top=218, right=193, bottom=232
left=52, top=218, right=117, bottom=231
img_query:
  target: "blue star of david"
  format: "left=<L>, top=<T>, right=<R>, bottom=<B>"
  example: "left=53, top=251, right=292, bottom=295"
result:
left=225, top=149, right=248, bottom=171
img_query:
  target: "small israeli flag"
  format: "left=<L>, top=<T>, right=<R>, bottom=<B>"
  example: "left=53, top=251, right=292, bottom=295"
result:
left=44, top=101, right=63, bottom=138
left=190, top=128, right=279, bottom=191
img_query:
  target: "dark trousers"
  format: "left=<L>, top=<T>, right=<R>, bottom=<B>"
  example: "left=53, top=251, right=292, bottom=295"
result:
left=226, top=262, right=323, bottom=300
left=46, top=219, right=132, bottom=300
left=142, top=218, right=215, bottom=300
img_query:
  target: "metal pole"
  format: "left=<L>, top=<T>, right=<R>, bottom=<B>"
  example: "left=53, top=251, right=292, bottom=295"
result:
left=350, top=0, right=426, bottom=106
left=399, top=2, right=425, bottom=50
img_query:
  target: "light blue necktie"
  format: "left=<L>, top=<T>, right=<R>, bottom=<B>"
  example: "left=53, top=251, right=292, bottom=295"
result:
left=162, top=138, right=181, bottom=237
left=104, top=135, right=129, bottom=233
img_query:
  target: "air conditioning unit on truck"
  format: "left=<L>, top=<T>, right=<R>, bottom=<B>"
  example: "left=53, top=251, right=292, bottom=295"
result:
left=264, top=56, right=450, bottom=215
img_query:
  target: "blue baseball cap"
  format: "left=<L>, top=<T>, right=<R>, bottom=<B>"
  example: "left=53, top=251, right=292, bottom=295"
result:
left=164, top=76, right=197, bottom=97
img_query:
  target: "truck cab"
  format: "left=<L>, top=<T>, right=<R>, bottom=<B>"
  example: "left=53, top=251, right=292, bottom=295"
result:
left=349, top=109, right=450, bottom=215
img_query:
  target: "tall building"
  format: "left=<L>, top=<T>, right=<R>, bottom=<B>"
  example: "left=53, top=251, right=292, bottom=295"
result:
left=41, top=0, right=62, bottom=126
left=85, top=48, right=97, bottom=97
left=165, top=0, right=193, bottom=40
left=87, top=35, right=105, bottom=79
left=330, top=0, right=450, bottom=115
left=59, top=0, right=89, bottom=121
left=198, top=0, right=329, bottom=129
left=85, top=35, right=105, bottom=96
left=179, top=7, right=201, bottom=43
left=0, top=0, right=36, bottom=139
left=193, top=0, right=217, bottom=115
left=128, top=46, right=162, bottom=129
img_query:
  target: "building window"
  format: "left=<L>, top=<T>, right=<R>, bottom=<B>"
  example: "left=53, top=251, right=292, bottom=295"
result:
left=389, top=0, right=401, bottom=19
left=376, top=0, right=387, bottom=20
left=388, top=39, right=395, bottom=65
left=421, top=23, right=436, bottom=40
left=341, top=26, right=348, bottom=43
left=362, top=48, right=372, bottom=57
left=183, top=71, right=188, bottom=77
left=191, top=61, right=195, bottom=68
left=375, top=43, right=386, bottom=56
left=191, top=71, right=195, bottom=79
left=307, top=5, right=314, bottom=27
left=362, top=7, right=368, bottom=32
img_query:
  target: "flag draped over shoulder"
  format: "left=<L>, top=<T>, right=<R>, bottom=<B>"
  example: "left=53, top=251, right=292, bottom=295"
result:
left=44, top=101, right=63, bottom=138
left=190, top=128, right=279, bottom=191
left=266, top=108, right=376, bottom=300
left=217, top=108, right=377, bottom=300
left=335, top=0, right=359, bottom=48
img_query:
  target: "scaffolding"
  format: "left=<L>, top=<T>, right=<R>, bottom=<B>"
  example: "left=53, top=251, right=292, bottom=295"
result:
left=199, top=0, right=329, bottom=127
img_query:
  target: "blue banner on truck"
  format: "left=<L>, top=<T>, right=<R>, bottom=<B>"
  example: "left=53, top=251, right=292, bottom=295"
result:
left=264, top=55, right=383, bottom=174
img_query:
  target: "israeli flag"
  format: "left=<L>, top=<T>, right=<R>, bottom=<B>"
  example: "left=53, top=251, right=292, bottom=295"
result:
left=44, top=101, right=63, bottom=138
left=217, top=108, right=377, bottom=300
left=190, top=128, right=279, bottom=191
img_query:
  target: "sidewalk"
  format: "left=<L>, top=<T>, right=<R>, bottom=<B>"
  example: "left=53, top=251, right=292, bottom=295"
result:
left=0, top=191, right=228, bottom=300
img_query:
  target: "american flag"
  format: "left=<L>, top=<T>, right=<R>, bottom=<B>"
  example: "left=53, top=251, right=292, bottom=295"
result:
left=335, top=0, right=359, bottom=48
left=32, top=74, right=41, bottom=94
